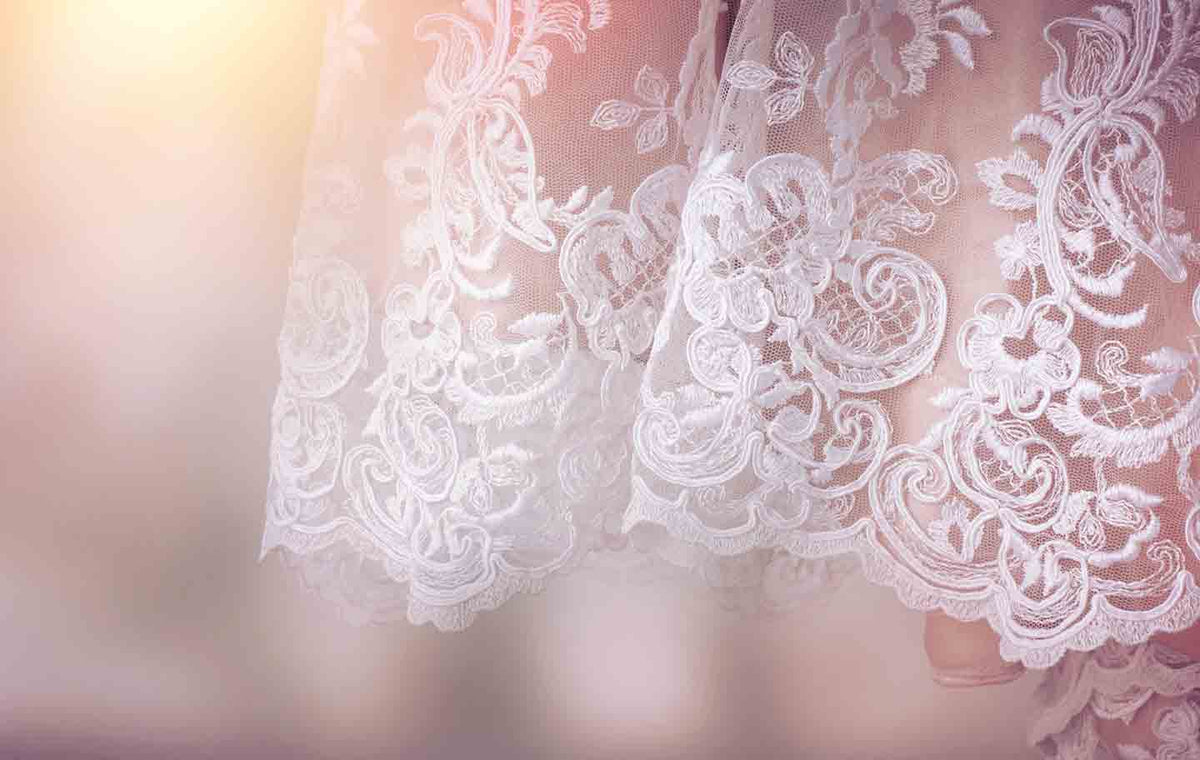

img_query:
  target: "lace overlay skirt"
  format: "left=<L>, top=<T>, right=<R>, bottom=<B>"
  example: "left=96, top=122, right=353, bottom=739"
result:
left=1034, top=641, right=1200, bottom=759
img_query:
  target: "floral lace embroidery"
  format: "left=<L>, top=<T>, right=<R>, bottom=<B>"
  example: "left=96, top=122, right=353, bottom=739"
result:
left=264, top=0, right=1200, bottom=668
left=627, top=0, right=1200, bottom=668
left=265, top=0, right=758, bottom=630
left=624, top=0, right=991, bottom=633
left=1034, top=641, right=1200, bottom=759
left=920, top=0, right=1200, bottom=665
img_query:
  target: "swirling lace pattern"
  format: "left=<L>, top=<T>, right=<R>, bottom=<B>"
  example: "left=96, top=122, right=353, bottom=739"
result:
left=263, top=0, right=1200, bottom=667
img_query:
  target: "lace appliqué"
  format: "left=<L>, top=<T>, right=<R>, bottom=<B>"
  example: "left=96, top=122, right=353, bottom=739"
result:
left=624, top=0, right=990, bottom=633
left=1033, top=641, right=1200, bottom=759
left=917, top=0, right=1200, bottom=666
left=264, top=0, right=1200, bottom=667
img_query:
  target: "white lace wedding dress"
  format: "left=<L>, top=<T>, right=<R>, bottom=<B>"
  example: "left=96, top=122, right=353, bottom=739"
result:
left=262, top=0, right=1200, bottom=753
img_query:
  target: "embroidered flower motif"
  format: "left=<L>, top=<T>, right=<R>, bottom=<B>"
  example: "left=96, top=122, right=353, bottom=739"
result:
left=993, top=220, right=1041, bottom=280
left=958, top=294, right=1081, bottom=419
left=977, top=148, right=1043, bottom=211
left=377, top=274, right=462, bottom=395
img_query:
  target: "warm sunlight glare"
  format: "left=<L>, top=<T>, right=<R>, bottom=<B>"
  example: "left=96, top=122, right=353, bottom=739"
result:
left=89, top=0, right=234, bottom=36
left=69, top=0, right=250, bottom=74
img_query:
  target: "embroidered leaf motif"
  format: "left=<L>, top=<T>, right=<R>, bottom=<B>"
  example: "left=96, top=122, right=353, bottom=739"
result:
left=765, top=88, right=805, bottom=125
left=1053, top=492, right=1092, bottom=536
left=930, top=387, right=972, bottom=410
left=590, top=65, right=672, bottom=153
left=1144, top=346, right=1196, bottom=372
left=635, top=111, right=669, bottom=154
left=591, top=100, right=640, bottom=129
left=727, top=31, right=812, bottom=124
left=634, top=65, right=670, bottom=107
left=1137, top=348, right=1185, bottom=396
left=775, top=31, right=814, bottom=78
left=940, top=6, right=990, bottom=36
left=1078, top=514, right=1106, bottom=552
left=509, top=312, right=564, bottom=339
left=726, top=60, right=778, bottom=90
left=562, top=185, right=589, bottom=213
left=942, top=31, right=974, bottom=69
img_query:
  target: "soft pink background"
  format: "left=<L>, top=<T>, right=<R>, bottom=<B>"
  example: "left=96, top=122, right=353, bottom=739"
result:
left=2, top=3, right=1038, bottom=757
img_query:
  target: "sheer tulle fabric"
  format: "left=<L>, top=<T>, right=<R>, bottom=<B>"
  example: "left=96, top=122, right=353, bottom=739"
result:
left=262, top=0, right=1200, bottom=672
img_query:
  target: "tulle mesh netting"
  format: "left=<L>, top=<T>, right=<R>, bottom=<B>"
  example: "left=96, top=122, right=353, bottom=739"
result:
left=263, top=0, right=1200, bottom=678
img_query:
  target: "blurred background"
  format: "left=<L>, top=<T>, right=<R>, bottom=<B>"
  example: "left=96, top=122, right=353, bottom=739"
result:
left=2, top=2, right=1038, bottom=758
